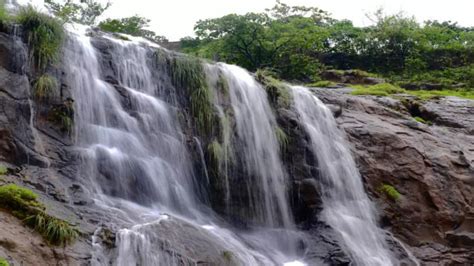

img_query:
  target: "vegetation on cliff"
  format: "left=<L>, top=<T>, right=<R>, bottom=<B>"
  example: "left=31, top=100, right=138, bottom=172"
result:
left=0, top=184, right=78, bottom=246
left=181, top=1, right=473, bottom=97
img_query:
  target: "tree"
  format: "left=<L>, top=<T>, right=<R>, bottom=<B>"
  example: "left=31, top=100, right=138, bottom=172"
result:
left=45, top=0, right=111, bottom=25
left=98, top=15, right=168, bottom=43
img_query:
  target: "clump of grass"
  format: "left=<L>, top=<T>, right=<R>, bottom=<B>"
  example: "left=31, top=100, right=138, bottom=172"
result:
left=351, top=83, right=405, bottom=96
left=0, top=258, right=9, bottom=266
left=0, top=165, right=7, bottom=175
left=275, top=126, right=288, bottom=150
left=33, top=74, right=57, bottom=99
left=25, top=212, right=78, bottom=246
left=0, top=184, right=78, bottom=246
left=380, top=184, right=401, bottom=201
left=16, top=6, right=64, bottom=71
left=307, top=80, right=337, bottom=88
left=208, top=140, right=223, bottom=164
left=168, top=56, right=215, bottom=134
left=256, top=69, right=292, bottom=108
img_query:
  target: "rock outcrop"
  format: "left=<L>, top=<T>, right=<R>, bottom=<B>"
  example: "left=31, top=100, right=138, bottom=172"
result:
left=315, top=88, right=474, bottom=265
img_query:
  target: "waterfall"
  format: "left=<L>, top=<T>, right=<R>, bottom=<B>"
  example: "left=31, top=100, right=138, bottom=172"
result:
left=217, top=64, right=293, bottom=228
left=63, top=25, right=303, bottom=265
left=291, top=86, right=395, bottom=265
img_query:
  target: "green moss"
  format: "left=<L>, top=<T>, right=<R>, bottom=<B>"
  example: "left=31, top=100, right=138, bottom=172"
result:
left=351, top=83, right=405, bottom=96
left=16, top=6, right=64, bottom=71
left=256, top=69, right=292, bottom=108
left=208, top=140, right=223, bottom=165
left=380, top=184, right=401, bottom=201
left=0, top=258, right=9, bottom=266
left=0, top=184, right=78, bottom=246
left=168, top=56, right=215, bottom=134
left=307, top=80, right=336, bottom=88
left=222, top=250, right=233, bottom=262
left=351, top=83, right=474, bottom=100
left=33, top=74, right=57, bottom=99
left=413, top=116, right=430, bottom=125
left=0, top=165, right=7, bottom=175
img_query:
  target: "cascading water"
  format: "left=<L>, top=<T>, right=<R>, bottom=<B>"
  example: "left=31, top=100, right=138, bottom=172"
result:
left=64, top=25, right=303, bottom=265
left=291, top=86, right=395, bottom=265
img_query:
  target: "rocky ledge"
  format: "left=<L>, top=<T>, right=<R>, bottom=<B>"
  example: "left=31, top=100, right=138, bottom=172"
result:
left=315, top=88, right=474, bottom=265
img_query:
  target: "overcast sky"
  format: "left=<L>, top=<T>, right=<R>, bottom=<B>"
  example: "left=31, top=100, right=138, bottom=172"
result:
left=100, top=0, right=473, bottom=41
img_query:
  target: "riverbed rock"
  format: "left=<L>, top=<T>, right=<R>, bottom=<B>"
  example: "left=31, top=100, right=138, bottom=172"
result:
left=314, top=88, right=474, bottom=264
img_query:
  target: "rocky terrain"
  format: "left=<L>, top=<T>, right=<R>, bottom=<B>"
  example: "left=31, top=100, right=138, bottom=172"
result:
left=0, top=26, right=472, bottom=265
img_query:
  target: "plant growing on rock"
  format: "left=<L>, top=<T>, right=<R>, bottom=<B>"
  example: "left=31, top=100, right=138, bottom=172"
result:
left=168, top=56, right=215, bottom=135
left=0, top=184, right=78, bottom=246
left=33, top=74, right=57, bottom=99
left=16, top=6, right=64, bottom=71
left=0, top=165, right=7, bottom=175
left=0, top=258, right=9, bottom=266
left=256, top=69, right=292, bottom=108
left=380, top=184, right=401, bottom=201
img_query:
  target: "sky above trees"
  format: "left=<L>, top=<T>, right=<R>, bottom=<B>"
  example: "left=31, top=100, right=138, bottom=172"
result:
left=101, top=0, right=474, bottom=40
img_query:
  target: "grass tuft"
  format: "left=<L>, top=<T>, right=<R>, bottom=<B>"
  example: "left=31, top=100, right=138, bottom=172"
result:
left=33, top=74, right=57, bottom=99
left=275, top=126, right=288, bottom=150
left=256, top=69, right=292, bottom=108
left=0, top=184, right=78, bottom=246
left=351, top=83, right=405, bottom=96
left=380, top=184, right=401, bottom=201
left=168, top=56, right=215, bottom=134
left=16, top=6, right=64, bottom=71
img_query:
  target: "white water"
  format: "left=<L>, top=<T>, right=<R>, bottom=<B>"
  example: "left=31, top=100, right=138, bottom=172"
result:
left=292, top=86, right=395, bottom=265
left=63, top=25, right=303, bottom=265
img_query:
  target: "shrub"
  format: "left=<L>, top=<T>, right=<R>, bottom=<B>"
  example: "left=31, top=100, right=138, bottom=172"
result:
left=33, top=74, right=57, bottom=99
left=380, top=184, right=401, bottom=201
left=0, top=0, right=9, bottom=23
left=16, top=6, right=64, bottom=71
left=0, top=184, right=78, bottom=246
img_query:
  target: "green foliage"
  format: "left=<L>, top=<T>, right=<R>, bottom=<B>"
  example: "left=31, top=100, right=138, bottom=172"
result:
left=0, top=165, right=7, bottom=175
left=413, top=116, right=432, bottom=125
left=256, top=69, right=292, bottom=108
left=0, top=184, right=78, bottom=246
left=183, top=3, right=474, bottom=91
left=408, top=88, right=474, bottom=100
left=380, top=184, right=401, bottom=201
left=34, top=74, right=57, bottom=99
left=351, top=83, right=405, bottom=96
left=48, top=104, right=74, bottom=133
left=275, top=126, right=288, bottom=150
left=25, top=212, right=78, bottom=246
left=0, top=0, right=9, bottom=23
left=16, top=6, right=64, bottom=71
left=168, top=56, right=214, bottom=134
left=45, top=0, right=111, bottom=25
left=0, top=258, right=9, bottom=266
left=308, top=80, right=336, bottom=88
left=208, top=140, right=223, bottom=164
left=99, top=15, right=168, bottom=43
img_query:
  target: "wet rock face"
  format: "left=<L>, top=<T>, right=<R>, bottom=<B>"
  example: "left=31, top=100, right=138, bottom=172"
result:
left=315, top=89, right=474, bottom=264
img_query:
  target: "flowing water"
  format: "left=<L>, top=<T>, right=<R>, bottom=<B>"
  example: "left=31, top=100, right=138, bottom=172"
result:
left=64, top=26, right=302, bottom=265
left=292, top=86, right=395, bottom=265
left=7, top=1, right=406, bottom=264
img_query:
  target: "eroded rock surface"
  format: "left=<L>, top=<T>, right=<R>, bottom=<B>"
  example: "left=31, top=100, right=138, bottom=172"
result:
left=315, top=88, right=474, bottom=265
